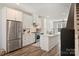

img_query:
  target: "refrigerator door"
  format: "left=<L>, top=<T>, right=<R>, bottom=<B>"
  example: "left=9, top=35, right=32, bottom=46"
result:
left=8, top=39, right=21, bottom=52
left=16, top=21, right=22, bottom=39
left=7, top=20, right=16, bottom=40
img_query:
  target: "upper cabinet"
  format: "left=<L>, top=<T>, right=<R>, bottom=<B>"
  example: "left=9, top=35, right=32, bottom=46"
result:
left=23, top=13, right=33, bottom=28
left=6, top=8, right=16, bottom=20
left=15, top=10, right=23, bottom=21
left=5, top=7, right=23, bottom=21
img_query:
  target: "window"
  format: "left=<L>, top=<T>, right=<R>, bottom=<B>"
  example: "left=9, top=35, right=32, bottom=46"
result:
left=58, top=23, right=61, bottom=32
left=57, top=21, right=67, bottom=32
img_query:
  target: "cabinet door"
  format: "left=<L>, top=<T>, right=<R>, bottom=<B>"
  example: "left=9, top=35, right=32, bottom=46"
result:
left=30, top=33, right=35, bottom=43
left=23, top=35, right=30, bottom=46
left=23, top=13, right=33, bottom=28
left=6, top=8, right=16, bottom=20
left=15, top=11, right=22, bottom=21
left=23, top=34, right=35, bottom=47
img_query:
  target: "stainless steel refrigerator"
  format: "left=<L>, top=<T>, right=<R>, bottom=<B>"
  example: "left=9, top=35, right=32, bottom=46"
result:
left=7, top=20, right=22, bottom=52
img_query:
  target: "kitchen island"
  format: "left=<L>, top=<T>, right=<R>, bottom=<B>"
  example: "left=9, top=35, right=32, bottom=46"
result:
left=40, top=33, right=60, bottom=52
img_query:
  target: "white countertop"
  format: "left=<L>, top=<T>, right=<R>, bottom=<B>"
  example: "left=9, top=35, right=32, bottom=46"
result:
left=47, top=32, right=60, bottom=37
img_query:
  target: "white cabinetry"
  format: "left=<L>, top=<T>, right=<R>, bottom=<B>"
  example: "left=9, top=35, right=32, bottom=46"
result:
left=22, top=13, right=35, bottom=47
left=15, top=10, right=22, bottom=21
left=23, top=33, right=35, bottom=46
left=6, top=8, right=16, bottom=20
left=40, top=33, right=60, bottom=51
left=23, top=13, right=32, bottom=28
left=6, top=7, right=22, bottom=21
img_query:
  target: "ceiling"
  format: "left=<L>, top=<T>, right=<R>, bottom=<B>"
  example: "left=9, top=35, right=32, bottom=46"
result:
left=0, top=3, right=71, bottom=20
left=0, top=3, right=35, bottom=15
left=23, top=3, right=71, bottom=20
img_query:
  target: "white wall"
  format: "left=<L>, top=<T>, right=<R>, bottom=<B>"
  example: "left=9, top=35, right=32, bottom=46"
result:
left=0, top=6, right=6, bottom=50
left=1, top=7, right=7, bottom=50
left=0, top=5, right=3, bottom=49
left=0, top=9, right=2, bottom=48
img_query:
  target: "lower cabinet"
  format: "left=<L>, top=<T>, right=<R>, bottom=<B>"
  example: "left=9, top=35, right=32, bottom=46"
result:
left=22, top=33, right=35, bottom=47
left=40, top=34, right=60, bottom=51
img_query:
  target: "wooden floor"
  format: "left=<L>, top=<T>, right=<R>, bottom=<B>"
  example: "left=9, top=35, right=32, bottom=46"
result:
left=5, top=44, right=59, bottom=56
